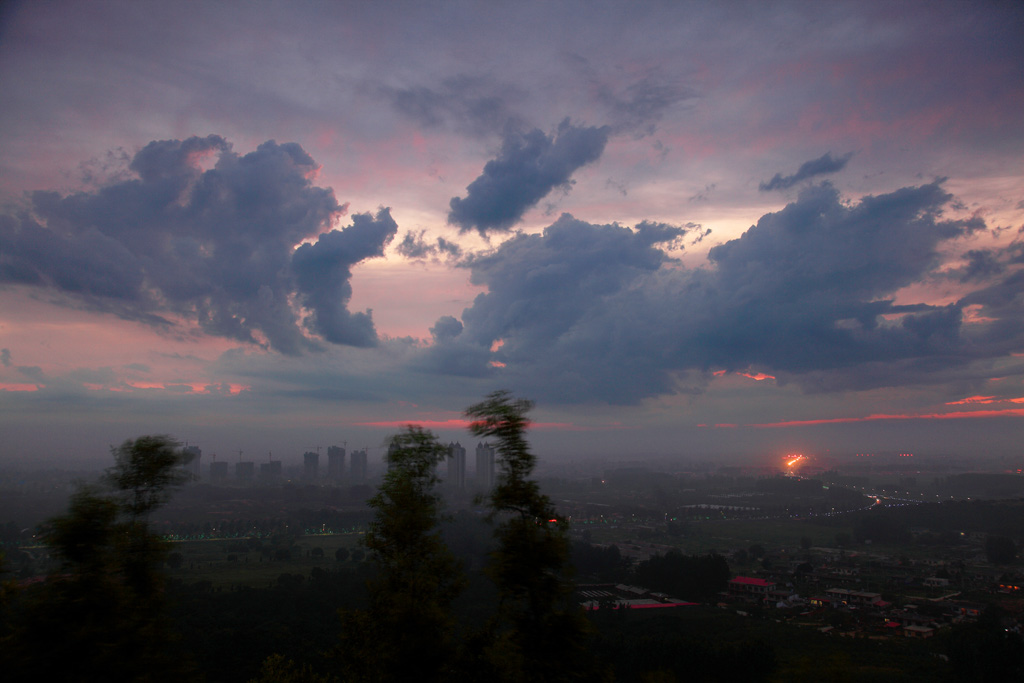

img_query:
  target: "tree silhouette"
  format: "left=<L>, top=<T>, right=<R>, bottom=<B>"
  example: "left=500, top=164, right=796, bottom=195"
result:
left=465, top=391, right=593, bottom=682
left=335, top=426, right=465, bottom=682
left=3, top=435, right=194, bottom=682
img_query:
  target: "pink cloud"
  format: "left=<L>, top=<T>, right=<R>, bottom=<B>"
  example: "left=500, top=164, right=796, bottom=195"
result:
left=737, top=371, right=775, bottom=381
left=79, top=381, right=251, bottom=395
left=946, top=395, right=1024, bottom=406
left=0, top=383, right=39, bottom=392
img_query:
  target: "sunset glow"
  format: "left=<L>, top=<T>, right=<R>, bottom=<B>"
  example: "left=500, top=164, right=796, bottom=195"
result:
left=0, top=2, right=1021, bottom=464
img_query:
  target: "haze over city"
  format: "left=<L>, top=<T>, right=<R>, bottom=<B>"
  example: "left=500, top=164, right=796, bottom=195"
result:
left=1, top=1, right=1023, bottom=467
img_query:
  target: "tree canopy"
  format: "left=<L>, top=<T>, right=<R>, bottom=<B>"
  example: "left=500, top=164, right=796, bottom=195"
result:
left=4, top=435, right=195, bottom=682
left=335, top=426, right=465, bottom=683
left=466, top=390, right=593, bottom=682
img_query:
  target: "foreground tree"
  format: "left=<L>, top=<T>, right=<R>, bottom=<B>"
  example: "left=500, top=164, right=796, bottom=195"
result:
left=466, top=391, right=593, bottom=682
left=335, top=426, right=465, bottom=683
left=3, top=435, right=194, bottom=682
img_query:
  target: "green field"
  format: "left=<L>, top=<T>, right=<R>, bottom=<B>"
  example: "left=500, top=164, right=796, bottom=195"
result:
left=165, top=533, right=365, bottom=589
left=580, top=516, right=854, bottom=555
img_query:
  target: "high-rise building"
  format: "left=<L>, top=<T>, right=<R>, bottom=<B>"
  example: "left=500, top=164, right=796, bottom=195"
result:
left=303, top=451, right=319, bottom=481
left=183, top=444, right=202, bottom=479
left=327, top=445, right=346, bottom=481
left=209, top=460, right=228, bottom=482
left=475, top=441, right=495, bottom=491
left=235, top=461, right=255, bottom=482
left=260, top=460, right=282, bottom=480
left=350, top=449, right=367, bottom=484
left=448, top=441, right=466, bottom=491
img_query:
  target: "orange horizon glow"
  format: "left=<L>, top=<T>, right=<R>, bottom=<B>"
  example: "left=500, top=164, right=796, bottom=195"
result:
left=946, top=395, right=1024, bottom=405
left=751, top=407, right=1024, bottom=428
left=737, top=371, right=776, bottom=381
left=711, top=369, right=776, bottom=381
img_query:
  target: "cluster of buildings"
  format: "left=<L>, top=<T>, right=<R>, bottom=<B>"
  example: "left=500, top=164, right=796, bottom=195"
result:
left=724, top=573, right=1012, bottom=639
left=442, top=441, right=495, bottom=492
left=182, top=440, right=498, bottom=492
left=183, top=443, right=369, bottom=486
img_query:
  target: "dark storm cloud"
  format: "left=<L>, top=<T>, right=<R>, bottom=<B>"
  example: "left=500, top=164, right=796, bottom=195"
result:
left=759, top=152, right=854, bottom=191
left=422, top=181, right=1013, bottom=404
left=419, top=214, right=690, bottom=398
left=292, top=208, right=397, bottom=347
left=958, top=265, right=1024, bottom=357
left=0, top=136, right=393, bottom=353
left=958, top=249, right=1004, bottom=282
left=447, top=120, right=610, bottom=236
left=1007, top=241, right=1024, bottom=264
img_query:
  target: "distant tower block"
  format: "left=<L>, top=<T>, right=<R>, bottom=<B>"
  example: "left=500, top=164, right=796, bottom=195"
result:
left=327, top=445, right=346, bottom=480
left=183, top=444, right=202, bottom=479
left=475, top=441, right=495, bottom=491
left=260, top=460, right=282, bottom=480
left=350, top=449, right=367, bottom=484
left=235, top=461, right=255, bottom=482
left=209, top=460, right=228, bottom=483
left=303, top=451, right=319, bottom=481
left=448, top=441, right=466, bottom=491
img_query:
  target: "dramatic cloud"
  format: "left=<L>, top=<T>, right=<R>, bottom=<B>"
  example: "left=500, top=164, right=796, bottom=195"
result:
left=759, top=152, right=854, bottom=191
left=0, top=136, right=394, bottom=353
left=292, top=208, right=397, bottom=346
left=958, top=249, right=1004, bottom=282
left=419, top=213, right=690, bottom=398
left=447, top=120, right=610, bottom=235
left=420, top=181, right=1017, bottom=404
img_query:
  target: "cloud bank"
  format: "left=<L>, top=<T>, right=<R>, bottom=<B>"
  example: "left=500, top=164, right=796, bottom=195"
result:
left=0, top=136, right=396, bottom=353
left=421, top=181, right=1022, bottom=404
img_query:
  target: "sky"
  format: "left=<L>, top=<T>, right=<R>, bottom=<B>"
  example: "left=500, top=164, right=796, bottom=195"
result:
left=1, top=1, right=1023, bottom=468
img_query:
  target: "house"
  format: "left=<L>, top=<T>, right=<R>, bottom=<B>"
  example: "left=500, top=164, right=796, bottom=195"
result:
left=825, top=587, right=884, bottom=608
left=903, top=624, right=935, bottom=639
left=728, top=576, right=776, bottom=600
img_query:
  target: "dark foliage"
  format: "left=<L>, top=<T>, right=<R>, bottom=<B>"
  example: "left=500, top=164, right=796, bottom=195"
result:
left=984, top=535, right=1017, bottom=564
left=465, top=390, right=596, bottom=682
left=947, top=605, right=1024, bottom=682
left=2, top=435, right=195, bottom=682
left=334, top=426, right=465, bottom=683
left=631, top=551, right=730, bottom=602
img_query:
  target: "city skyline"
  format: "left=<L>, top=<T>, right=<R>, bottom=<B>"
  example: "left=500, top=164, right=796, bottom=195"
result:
left=1, top=1, right=1023, bottom=465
